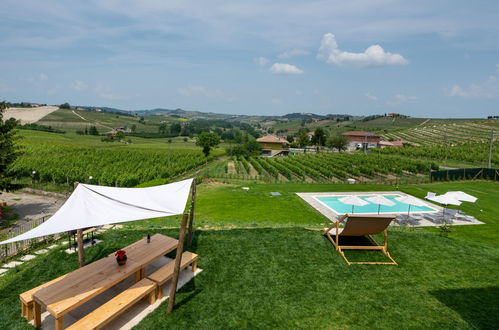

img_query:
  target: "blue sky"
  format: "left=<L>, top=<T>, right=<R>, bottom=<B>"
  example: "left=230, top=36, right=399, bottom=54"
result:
left=1, top=0, right=498, bottom=118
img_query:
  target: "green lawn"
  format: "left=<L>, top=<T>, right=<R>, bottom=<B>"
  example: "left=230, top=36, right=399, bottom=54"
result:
left=0, top=181, right=497, bottom=329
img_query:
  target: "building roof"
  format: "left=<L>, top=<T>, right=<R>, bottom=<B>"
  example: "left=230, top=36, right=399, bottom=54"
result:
left=256, top=135, right=290, bottom=144
left=342, top=131, right=380, bottom=138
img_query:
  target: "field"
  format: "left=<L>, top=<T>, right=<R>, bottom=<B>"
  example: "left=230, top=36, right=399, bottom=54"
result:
left=378, top=141, right=499, bottom=168
left=382, top=120, right=498, bottom=145
left=0, top=181, right=497, bottom=329
left=9, top=130, right=220, bottom=189
left=36, top=108, right=168, bottom=133
left=207, top=153, right=437, bottom=183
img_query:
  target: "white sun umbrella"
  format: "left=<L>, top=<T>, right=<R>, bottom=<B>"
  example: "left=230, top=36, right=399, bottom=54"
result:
left=395, top=195, right=428, bottom=215
left=428, top=194, right=462, bottom=217
left=338, top=195, right=369, bottom=214
left=365, top=195, right=396, bottom=214
left=443, top=191, right=477, bottom=203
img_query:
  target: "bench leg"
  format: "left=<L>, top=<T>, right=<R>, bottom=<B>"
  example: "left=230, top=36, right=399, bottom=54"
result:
left=26, top=302, right=34, bottom=321
left=148, top=290, right=156, bottom=305
left=157, top=284, right=163, bottom=300
left=33, top=302, right=42, bottom=329
left=55, top=316, right=63, bottom=330
left=191, top=260, right=197, bottom=272
left=21, top=302, right=27, bottom=319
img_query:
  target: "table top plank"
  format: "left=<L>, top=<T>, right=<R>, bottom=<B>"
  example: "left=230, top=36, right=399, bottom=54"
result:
left=33, top=234, right=178, bottom=318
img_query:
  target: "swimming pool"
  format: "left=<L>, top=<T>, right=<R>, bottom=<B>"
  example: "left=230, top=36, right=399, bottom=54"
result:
left=314, top=194, right=438, bottom=215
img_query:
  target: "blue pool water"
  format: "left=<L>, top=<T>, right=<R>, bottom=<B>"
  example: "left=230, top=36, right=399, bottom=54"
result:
left=316, top=194, right=436, bottom=214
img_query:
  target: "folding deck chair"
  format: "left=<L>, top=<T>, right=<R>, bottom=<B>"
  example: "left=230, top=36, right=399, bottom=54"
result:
left=323, top=214, right=397, bottom=265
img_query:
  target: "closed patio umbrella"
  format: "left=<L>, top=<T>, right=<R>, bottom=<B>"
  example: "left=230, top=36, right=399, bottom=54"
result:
left=365, top=195, right=396, bottom=214
left=428, top=194, right=462, bottom=217
left=338, top=195, right=369, bottom=214
left=395, top=195, right=428, bottom=215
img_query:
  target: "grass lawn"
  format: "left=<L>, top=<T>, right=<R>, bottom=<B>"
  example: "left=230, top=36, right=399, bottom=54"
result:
left=0, top=181, right=497, bottom=329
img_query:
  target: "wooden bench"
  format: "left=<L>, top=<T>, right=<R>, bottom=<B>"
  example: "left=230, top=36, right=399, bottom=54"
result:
left=66, top=278, right=157, bottom=330
left=19, top=274, right=67, bottom=321
left=147, top=251, right=198, bottom=299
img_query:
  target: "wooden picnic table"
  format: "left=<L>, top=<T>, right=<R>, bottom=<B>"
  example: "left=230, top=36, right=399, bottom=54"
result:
left=32, top=233, right=178, bottom=330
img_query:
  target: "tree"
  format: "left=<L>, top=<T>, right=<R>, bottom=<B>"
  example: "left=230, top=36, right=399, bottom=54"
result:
left=0, top=105, right=20, bottom=190
left=171, top=122, right=182, bottom=135
left=311, top=127, right=327, bottom=147
left=196, top=132, right=220, bottom=157
left=327, top=134, right=348, bottom=153
left=59, top=102, right=70, bottom=109
left=88, top=126, right=99, bottom=135
left=297, top=128, right=309, bottom=147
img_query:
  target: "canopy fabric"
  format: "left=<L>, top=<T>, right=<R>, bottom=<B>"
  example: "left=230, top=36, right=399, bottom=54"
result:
left=394, top=196, right=427, bottom=207
left=1, top=178, right=194, bottom=245
left=427, top=194, right=462, bottom=206
left=365, top=195, right=396, bottom=206
left=339, top=195, right=369, bottom=206
left=443, top=191, right=477, bottom=203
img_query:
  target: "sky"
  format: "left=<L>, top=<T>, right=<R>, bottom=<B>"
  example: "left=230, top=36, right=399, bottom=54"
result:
left=1, top=0, right=498, bottom=118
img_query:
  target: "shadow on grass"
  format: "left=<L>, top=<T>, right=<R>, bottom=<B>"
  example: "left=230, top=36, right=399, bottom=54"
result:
left=429, top=287, right=499, bottom=330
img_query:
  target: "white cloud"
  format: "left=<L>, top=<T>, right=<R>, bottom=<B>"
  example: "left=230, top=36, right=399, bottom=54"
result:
left=254, top=57, right=270, bottom=66
left=176, top=85, right=238, bottom=102
left=271, top=98, right=283, bottom=105
left=269, top=63, right=304, bottom=75
left=317, top=33, right=409, bottom=68
left=71, top=80, right=88, bottom=91
left=365, top=92, right=378, bottom=101
left=385, top=94, right=417, bottom=106
left=277, top=48, right=309, bottom=59
left=449, top=67, right=499, bottom=99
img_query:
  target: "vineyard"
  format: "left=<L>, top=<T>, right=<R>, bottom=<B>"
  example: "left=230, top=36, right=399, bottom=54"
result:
left=9, top=132, right=210, bottom=187
left=377, top=141, right=499, bottom=167
left=205, top=153, right=438, bottom=183
left=382, top=121, right=497, bottom=146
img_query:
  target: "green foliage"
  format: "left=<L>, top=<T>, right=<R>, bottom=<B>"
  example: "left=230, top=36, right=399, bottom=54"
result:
left=311, top=127, right=327, bottom=146
left=226, top=140, right=262, bottom=157
left=297, top=128, right=309, bottom=147
left=0, top=108, right=20, bottom=190
left=16, top=123, right=65, bottom=134
left=59, top=102, right=71, bottom=109
left=88, top=126, right=99, bottom=136
left=8, top=140, right=209, bottom=187
left=233, top=153, right=436, bottom=181
left=326, top=134, right=348, bottom=152
left=196, top=132, right=220, bottom=157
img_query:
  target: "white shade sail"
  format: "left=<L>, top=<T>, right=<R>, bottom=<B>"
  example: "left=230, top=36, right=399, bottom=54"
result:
left=443, top=191, right=477, bottom=203
left=428, top=194, right=462, bottom=206
left=365, top=195, right=396, bottom=206
left=395, top=196, right=428, bottom=207
left=339, top=195, right=369, bottom=206
left=1, top=178, right=194, bottom=245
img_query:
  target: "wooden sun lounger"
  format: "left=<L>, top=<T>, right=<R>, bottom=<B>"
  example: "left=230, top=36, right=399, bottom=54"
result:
left=322, top=214, right=397, bottom=265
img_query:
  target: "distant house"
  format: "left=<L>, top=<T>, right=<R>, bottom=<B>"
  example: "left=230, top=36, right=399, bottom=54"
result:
left=256, top=135, right=290, bottom=157
left=342, top=131, right=381, bottom=150
left=307, top=131, right=315, bottom=141
left=387, top=113, right=399, bottom=117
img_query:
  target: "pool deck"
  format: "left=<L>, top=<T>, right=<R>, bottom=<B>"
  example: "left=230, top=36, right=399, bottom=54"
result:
left=296, top=191, right=484, bottom=227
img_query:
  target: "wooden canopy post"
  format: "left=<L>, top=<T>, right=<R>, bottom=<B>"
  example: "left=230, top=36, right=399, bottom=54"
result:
left=74, top=182, right=85, bottom=268
left=187, top=180, right=196, bottom=248
left=167, top=213, right=188, bottom=313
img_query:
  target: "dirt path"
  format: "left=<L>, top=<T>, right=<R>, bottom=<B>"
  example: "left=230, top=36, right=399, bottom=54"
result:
left=4, top=106, right=59, bottom=124
left=0, top=191, right=66, bottom=226
left=418, top=119, right=431, bottom=126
